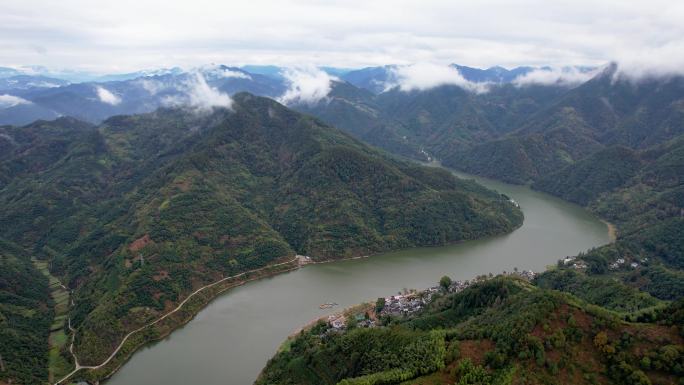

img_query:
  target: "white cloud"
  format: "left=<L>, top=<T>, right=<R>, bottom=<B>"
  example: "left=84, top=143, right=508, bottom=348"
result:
left=513, top=66, right=601, bottom=87
left=163, top=72, right=232, bottom=111
left=136, top=78, right=173, bottom=95
left=0, top=1, right=683, bottom=80
left=198, top=64, right=252, bottom=80
left=219, top=69, right=251, bottom=79
left=385, top=63, right=490, bottom=93
left=95, top=86, right=121, bottom=105
left=0, top=94, right=32, bottom=108
left=278, top=67, right=335, bottom=105
left=612, top=40, right=684, bottom=80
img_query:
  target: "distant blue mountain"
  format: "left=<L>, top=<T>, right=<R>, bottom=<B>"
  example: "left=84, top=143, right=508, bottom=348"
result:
left=341, top=65, right=398, bottom=94
left=0, top=75, right=69, bottom=91
left=0, top=67, right=22, bottom=78
left=340, top=64, right=539, bottom=94
left=240, top=65, right=284, bottom=79
left=240, top=65, right=351, bottom=80
left=0, top=65, right=287, bottom=125
left=450, top=64, right=535, bottom=83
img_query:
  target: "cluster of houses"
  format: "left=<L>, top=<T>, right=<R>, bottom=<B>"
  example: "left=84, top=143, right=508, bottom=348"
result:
left=376, top=269, right=537, bottom=318
left=325, top=270, right=538, bottom=331
left=562, top=255, right=588, bottom=270
left=563, top=254, right=648, bottom=272
left=327, top=312, right=376, bottom=331
left=379, top=292, right=429, bottom=317
left=609, top=257, right=643, bottom=270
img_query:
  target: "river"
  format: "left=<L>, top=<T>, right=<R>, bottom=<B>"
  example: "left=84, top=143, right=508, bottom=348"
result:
left=106, top=170, right=611, bottom=385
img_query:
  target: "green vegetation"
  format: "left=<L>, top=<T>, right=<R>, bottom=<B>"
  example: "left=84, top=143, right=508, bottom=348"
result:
left=534, top=269, right=661, bottom=314
left=257, top=325, right=446, bottom=385
left=536, top=135, right=684, bottom=304
left=0, top=94, right=521, bottom=382
left=258, top=276, right=684, bottom=385
left=533, top=146, right=642, bottom=205
left=34, top=259, right=75, bottom=382
left=0, top=239, right=52, bottom=385
left=298, top=66, right=684, bottom=187
left=258, top=102, right=684, bottom=384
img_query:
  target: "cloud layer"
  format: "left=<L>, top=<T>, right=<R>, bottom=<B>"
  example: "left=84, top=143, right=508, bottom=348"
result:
left=1, top=0, right=682, bottom=77
left=513, top=67, right=601, bottom=87
left=385, top=63, right=490, bottom=93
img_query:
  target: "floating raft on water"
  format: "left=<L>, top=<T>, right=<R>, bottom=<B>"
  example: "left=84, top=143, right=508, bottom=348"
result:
left=319, top=302, right=338, bottom=309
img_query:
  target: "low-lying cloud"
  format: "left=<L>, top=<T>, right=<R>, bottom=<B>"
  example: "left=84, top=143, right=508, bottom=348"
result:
left=612, top=40, right=684, bottom=81
left=219, top=68, right=251, bottom=79
left=513, top=66, right=601, bottom=87
left=95, top=86, right=122, bottom=105
left=278, top=67, right=336, bottom=106
left=385, top=63, right=490, bottom=93
left=0, top=94, right=32, bottom=108
left=162, top=72, right=233, bottom=111
left=137, top=78, right=168, bottom=95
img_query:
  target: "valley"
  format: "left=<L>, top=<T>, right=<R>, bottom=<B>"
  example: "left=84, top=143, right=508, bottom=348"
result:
left=2, top=2, right=684, bottom=384
left=0, top=60, right=682, bottom=385
left=103, top=169, right=611, bottom=385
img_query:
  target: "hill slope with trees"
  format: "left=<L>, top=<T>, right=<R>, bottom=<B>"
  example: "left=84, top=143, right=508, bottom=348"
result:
left=0, top=94, right=522, bottom=383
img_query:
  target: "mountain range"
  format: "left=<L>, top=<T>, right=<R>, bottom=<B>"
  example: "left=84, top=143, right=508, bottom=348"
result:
left=0, top=93, right=521, bottom=384
left=0, top=63, right=588, bottom=126
left=255, top=63, right=684, bottom=385
left=0, top=59, right=683, bottom=385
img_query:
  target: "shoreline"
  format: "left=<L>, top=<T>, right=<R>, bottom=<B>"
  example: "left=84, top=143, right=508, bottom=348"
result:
left=95, top=264, right=302, bottom=384
left=60, top=257, right=301, bottom=385
left=69, top=222, right=523, bottom=384
left=63, top=167, right=614, bottom=385
left=602, top=219, right=618, bottom=242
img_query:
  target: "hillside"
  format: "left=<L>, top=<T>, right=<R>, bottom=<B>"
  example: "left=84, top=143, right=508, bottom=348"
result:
left=0, top=94, right=522, bottom=383
left=292, top=65, right=684, bottom=187
left=257, top=75, right=684, bottom=385
left=533, top=145, right=642, bottom=205
left=257, top=276, right=684, bottom=385
left=442, top=66, right=684, bottom=183
left=0, top=239, right=52, bottom=385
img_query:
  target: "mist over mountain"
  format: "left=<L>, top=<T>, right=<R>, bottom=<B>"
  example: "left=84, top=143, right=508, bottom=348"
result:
left=1, top=59, right=683, bottom=385
left=0, top=62, right=606, bottom=126
left=2, top=1, right=684, bottom=384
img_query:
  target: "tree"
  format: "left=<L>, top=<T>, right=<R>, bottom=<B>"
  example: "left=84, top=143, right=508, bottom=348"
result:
left=375, top=297, right=386, bottom=314
left=440, top=275, right=452, bottom=291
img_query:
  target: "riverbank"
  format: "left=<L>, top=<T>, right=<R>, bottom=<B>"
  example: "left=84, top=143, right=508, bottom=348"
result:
left=94, top=166, right=613, bottom=385
left=61, top=257, right=301, bottom=385
left=71, top=219, right=524, bottom=384
left=602, top=220, right=618, bottom=242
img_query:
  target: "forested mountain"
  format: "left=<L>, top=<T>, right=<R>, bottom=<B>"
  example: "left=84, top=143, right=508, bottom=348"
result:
left=293, top=64, right=684, bottom=186
left=447, top=66, right=684, bottom=183
left=2, top=61, right=683, bottom=385
left=0, top=94, right=521, bottom=383
left=257, top=64, right=684, bottom=385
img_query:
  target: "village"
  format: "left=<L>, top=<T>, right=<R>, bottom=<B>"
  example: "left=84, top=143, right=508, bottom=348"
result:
left=324, top=269, right=537, bottom=331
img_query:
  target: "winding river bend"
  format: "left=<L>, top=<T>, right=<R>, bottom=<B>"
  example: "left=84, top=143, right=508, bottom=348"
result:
left=106, top=171, right=611, bottom=385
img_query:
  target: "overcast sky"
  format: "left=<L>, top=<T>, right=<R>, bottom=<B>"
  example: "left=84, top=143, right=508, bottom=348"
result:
left=1, top=0, right=683, bottom=74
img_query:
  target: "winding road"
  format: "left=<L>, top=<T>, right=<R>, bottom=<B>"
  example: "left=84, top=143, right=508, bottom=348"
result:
left=54, top=256, right=301, bottom=385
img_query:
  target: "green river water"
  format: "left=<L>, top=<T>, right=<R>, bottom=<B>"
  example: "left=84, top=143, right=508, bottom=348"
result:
left=106, top=170, right=611, bottom=385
